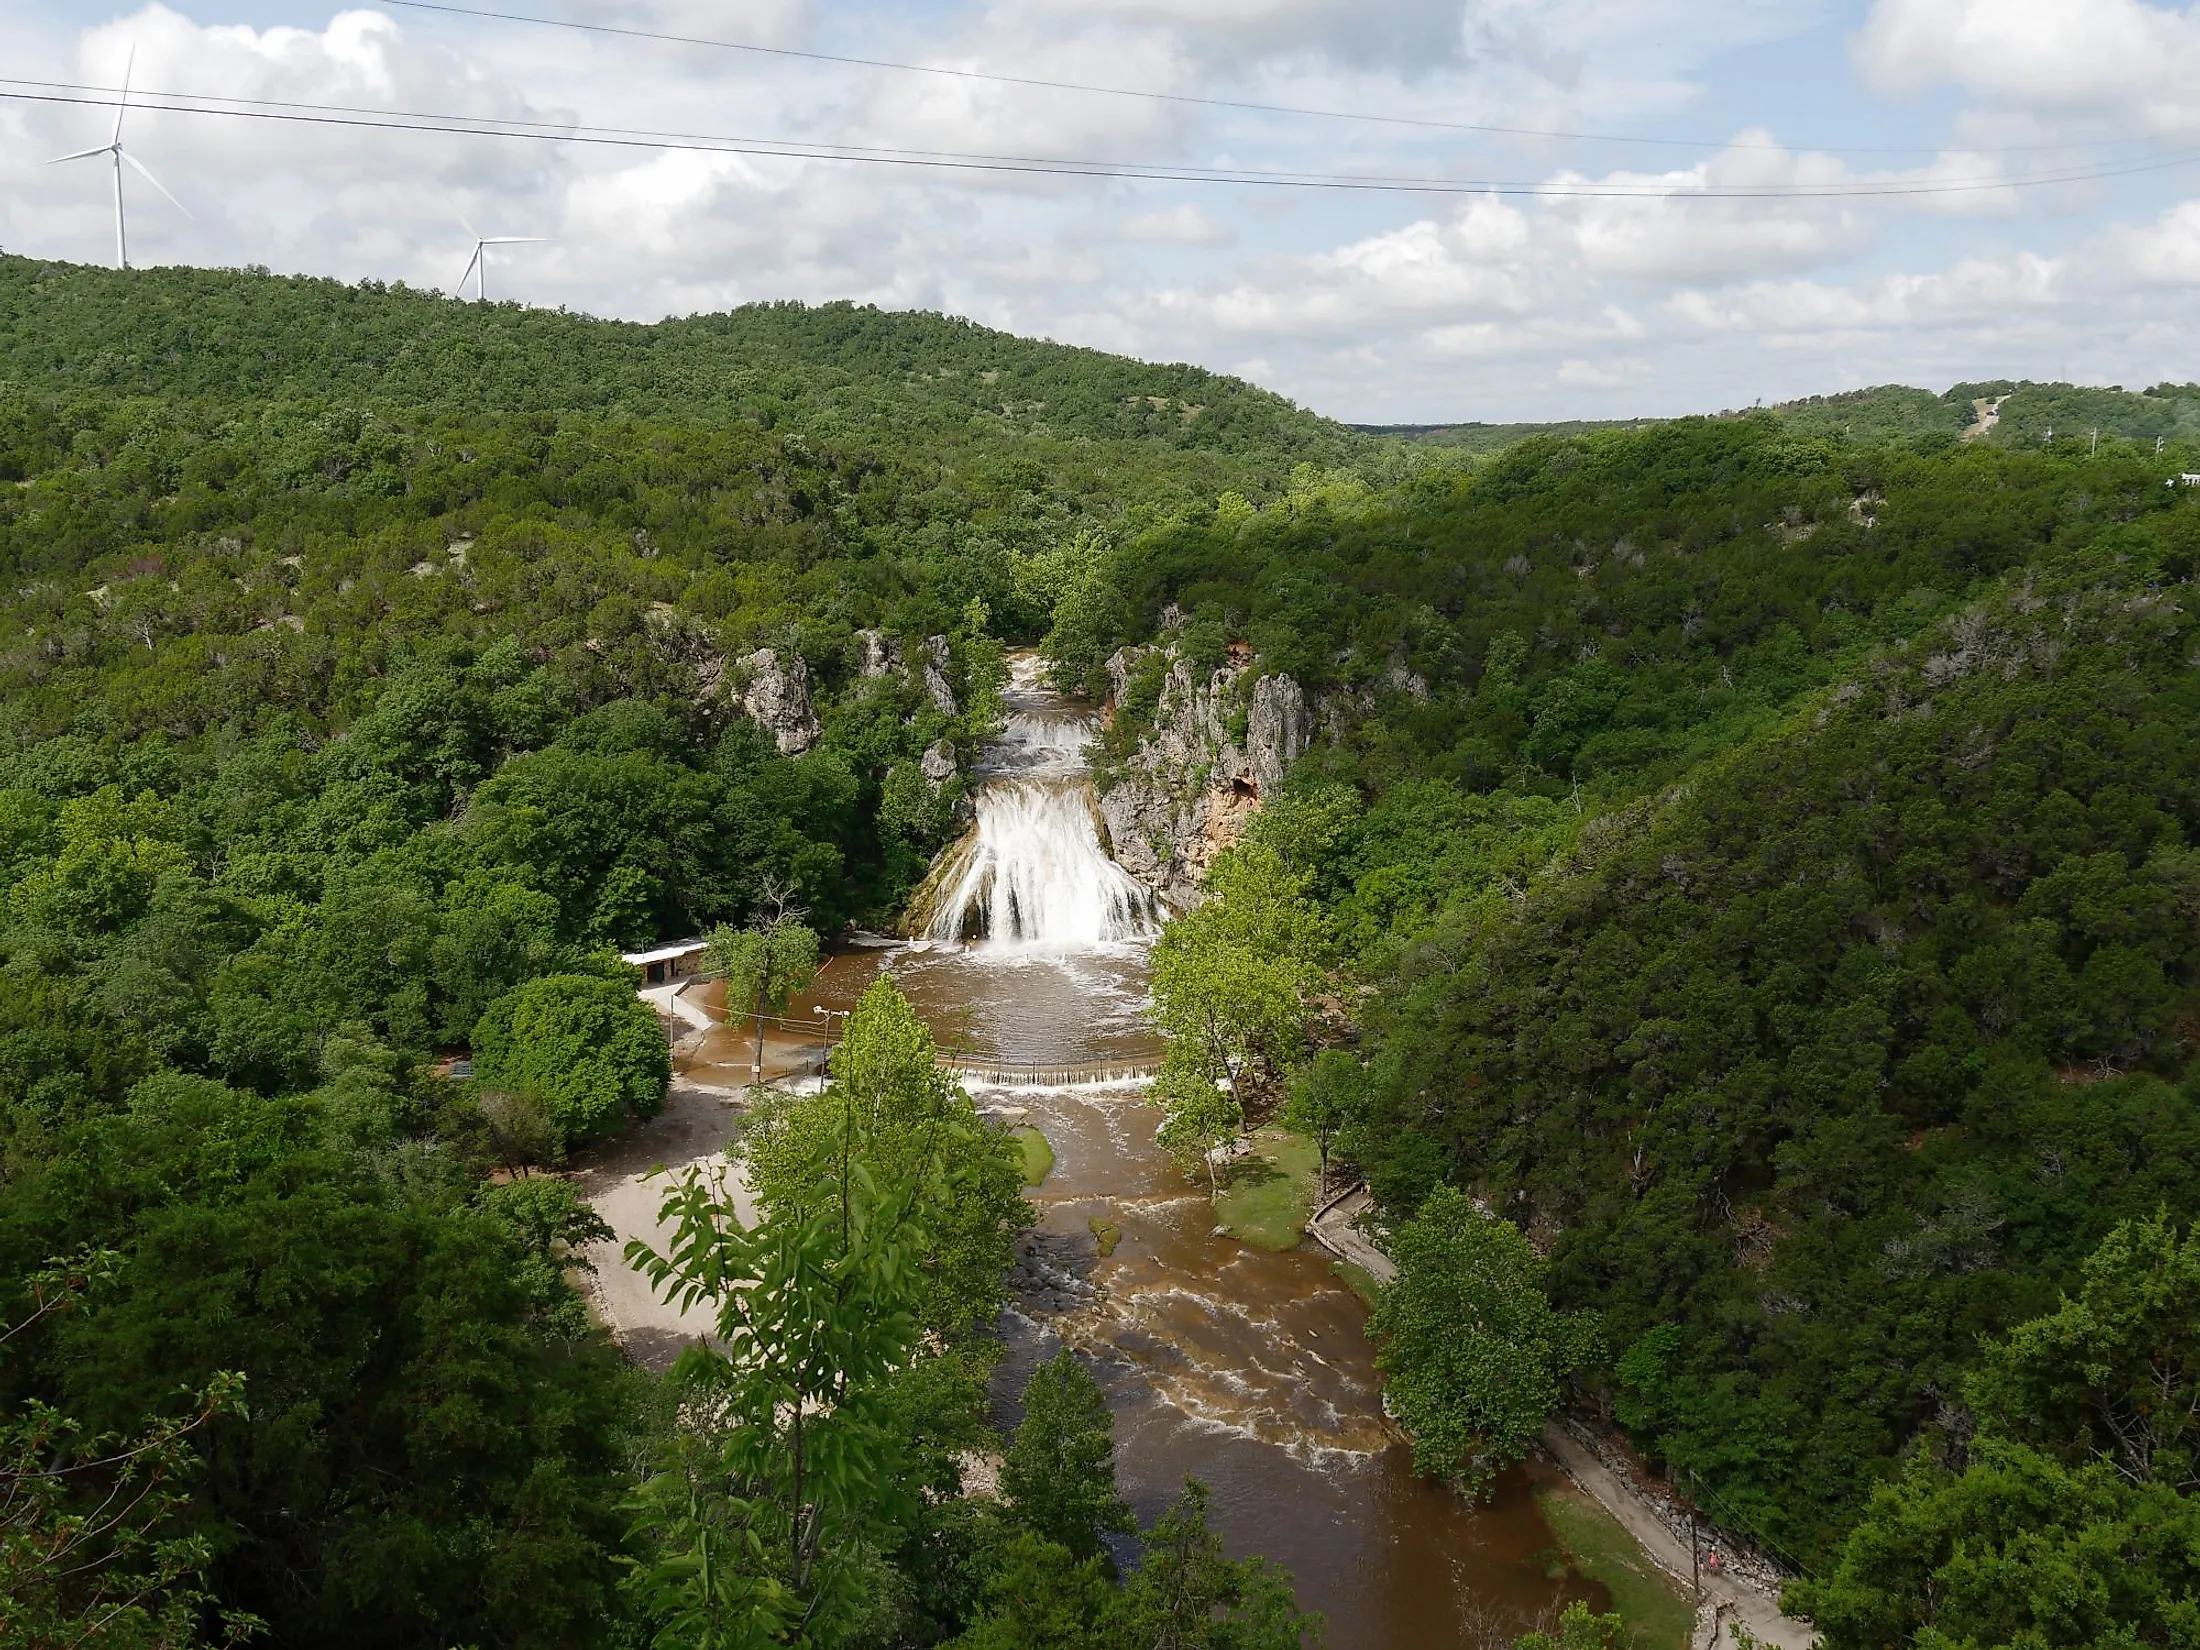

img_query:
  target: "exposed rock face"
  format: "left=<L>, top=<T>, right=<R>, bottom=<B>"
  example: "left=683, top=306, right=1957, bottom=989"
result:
left=1096, top=645, right=1313, bottom=906
left=921, top=635, right=957, bottom=715
left=856, top=629, right=903, bottom=678
left=1385, top=653, right=1430, bottom=702
left=736, top=648, right=820, bottom=755
left=920, top=738, right=957, bottom=785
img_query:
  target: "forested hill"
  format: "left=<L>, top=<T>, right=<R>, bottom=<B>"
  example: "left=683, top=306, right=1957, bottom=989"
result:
left=1096, top=414, right=2200, bottom=1602
left=1368, top=379, right=2200, bottom=451
left=0, top=254, right=1348, bottom=455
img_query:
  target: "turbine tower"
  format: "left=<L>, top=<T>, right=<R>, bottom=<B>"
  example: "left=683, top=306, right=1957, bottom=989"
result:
left=456, top=221, right=545, bottom=303
left=48, top=47, right=190, bottom=270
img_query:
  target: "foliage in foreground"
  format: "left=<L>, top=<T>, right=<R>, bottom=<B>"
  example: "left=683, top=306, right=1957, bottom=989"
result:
left=0, top=1252, right=258, bottom=1650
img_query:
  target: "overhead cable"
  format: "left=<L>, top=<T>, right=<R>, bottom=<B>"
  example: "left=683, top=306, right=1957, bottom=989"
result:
left=8, top=84, right=2196, bottom=200
left=379, top=0, right=2163, bottom=158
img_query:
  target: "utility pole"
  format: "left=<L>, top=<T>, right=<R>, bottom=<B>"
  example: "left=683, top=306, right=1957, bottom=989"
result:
left=2091, top=428, right=2100, bottom=456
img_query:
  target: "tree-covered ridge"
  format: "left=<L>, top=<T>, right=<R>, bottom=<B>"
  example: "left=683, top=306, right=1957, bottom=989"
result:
left=1362, top=563, right=2200, bottom=1560
left=1087, top=415, right=2200, bottom=1577
left=0, top=256, right=1349, bottom=456
left=1373, top=380, right=2200, bottom=454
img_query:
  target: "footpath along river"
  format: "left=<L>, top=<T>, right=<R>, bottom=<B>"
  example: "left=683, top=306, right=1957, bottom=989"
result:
left=664, top=656, right=1618, bottom=1648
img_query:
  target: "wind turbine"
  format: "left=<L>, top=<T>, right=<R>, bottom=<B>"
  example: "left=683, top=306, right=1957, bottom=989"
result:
left=456, top=219, right=545, bottom=303
left=48, top=47, right=190, bottom=270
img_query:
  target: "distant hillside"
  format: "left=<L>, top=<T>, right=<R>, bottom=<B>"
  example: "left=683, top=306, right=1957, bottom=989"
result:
left=0, top=256, right=1352, bottom=459
left=1757, top=380, right=2200, bottom=446
left=1372, top=381, right=2200, bottom=455
left=1353, top=417, right=1648, bottom=453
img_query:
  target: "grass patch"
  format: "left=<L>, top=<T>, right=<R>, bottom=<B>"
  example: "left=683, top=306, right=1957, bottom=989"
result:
left=1535, top=1480, right=1695, bottom=1650
left=1214, top=1129, right=1321, bottom=1251
left=1012, top=1126, right=1053, bottom=1187
left=1330, top=1258, right=1385, bottom=1306
left=1088, top=1216, right=1122, bottom=1256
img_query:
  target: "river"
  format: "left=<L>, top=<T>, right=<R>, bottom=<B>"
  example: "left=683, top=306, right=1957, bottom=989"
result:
left=680, top=656, right=1605, bottom=1648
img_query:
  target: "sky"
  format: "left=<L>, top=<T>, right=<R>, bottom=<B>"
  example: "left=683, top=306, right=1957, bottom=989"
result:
left=5, top=0, right=2200, bottom=423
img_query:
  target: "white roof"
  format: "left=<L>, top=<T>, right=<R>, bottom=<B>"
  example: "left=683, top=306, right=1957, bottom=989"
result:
left=620, top=938, right=710, bottom=966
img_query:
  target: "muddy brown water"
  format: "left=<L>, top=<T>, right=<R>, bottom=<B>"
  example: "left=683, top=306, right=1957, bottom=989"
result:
left=677, top=942, right=1604, bottom=1648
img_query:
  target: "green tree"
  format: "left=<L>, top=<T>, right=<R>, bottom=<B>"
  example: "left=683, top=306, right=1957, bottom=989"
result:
left=707, top=917, right=822, bottom=1083
left=741, top=978, right=1027, bottom=1338
left=1516, top=1601, right=1623, bottom=1650
left=470, top=971, right=669, bottom=1146
left=1790, top=1213, right=2200, bottom=1650
left=1281, top=1050, right=1364, bottom=1200
left=1, top=1251, right=259, bottom=1650
left=999, top=1350, right=1135, bottom=1565
left=1971, top=1207, right=2200, bottom=1488
left=477, top=1176, right=616, bottom=1339
left=948, top=1532, right=1116, bottom=1650
left=8, top=1075, right=634, bottom=1646
left=1368, top=1186, right=1600, bottom=1501
left=1115, top=1479, right=1320, bottom=1650
left=625, top=1151, right=929, bottom=1649
left=1148, top=843, right=1322, bottom=1116
left=1151, top=1062, right=1243, bottom=1205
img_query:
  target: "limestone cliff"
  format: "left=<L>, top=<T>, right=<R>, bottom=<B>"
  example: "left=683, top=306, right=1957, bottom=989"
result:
left=1095, top=646, right=1311, bottom=906
left=733, top=648, right=820, bottom=755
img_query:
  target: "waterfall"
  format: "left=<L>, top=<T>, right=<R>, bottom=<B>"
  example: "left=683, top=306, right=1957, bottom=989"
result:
left=906, top=663, right=1159, bottom=947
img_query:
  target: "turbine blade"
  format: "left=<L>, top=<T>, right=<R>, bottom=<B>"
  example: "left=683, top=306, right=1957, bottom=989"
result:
left=120, top=150, right=190, bottom=219
left=48, top=145, right=114, bottom=165
left=457, top=246, right=481, bottom=291
left=112, top=43, right=135, bottom=145
left=481, top=236, right=546, bottom=246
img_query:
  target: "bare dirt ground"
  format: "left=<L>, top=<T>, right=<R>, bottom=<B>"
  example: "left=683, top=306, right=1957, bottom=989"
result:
left=568, top=1077, right=757, bottom=1372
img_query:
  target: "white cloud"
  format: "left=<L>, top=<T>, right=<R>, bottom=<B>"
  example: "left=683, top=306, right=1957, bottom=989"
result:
left=1118, top=203, right=1234, bottom=245
left=1854, top=0, right=2200, bottom=135
left=1025, top=0, right=1471, bottom=76
left=1665, top=254, right=2067, bottom=337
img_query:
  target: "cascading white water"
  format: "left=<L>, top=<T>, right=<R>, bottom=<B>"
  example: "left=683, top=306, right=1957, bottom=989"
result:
left=907, top=661, right=1158, bottom=947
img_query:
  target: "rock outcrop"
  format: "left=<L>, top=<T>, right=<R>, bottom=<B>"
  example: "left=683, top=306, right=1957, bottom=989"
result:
left=921, top=635, right=957, bottom=715
left=920, top=738, right=957, bottom=785
left=1096, top=646, right=1312, bottom=906
left=735, top=648, right=820, bottom=755
left=856, top=629, right=902, bottom=678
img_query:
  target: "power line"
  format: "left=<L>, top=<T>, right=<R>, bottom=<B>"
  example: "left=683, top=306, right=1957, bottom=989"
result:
left=12, top=84, right=2198, bottom=201
left=379, top=0, right=2164, bottom=159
